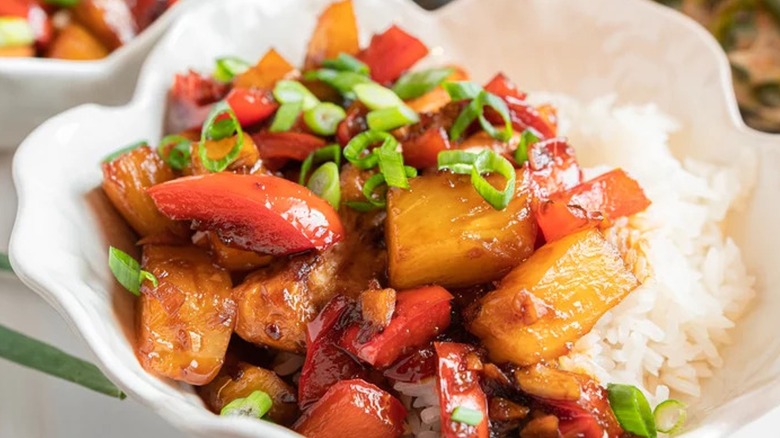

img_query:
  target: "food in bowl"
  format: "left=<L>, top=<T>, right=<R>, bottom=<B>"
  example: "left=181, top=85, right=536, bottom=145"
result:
left=0, top=0, right=175, bottom=60
left=99, top=1, right=754, bottom=436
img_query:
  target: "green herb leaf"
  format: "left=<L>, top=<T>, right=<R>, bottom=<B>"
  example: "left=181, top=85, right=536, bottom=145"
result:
left=303, top=102, right=346, bottom=136
left=269, top=101, right=303, bottom=133
left=607, top=383, right=657, bottom=438
left=451, top=406, right=484, bottom=426
left=322, top=53, right=369, bottom=75
left=392, top=67, right=454, bottom=100
left=514, top=129, right=539, bottom=165
left=307, top=162, right=341, bottom=209
left=221, top=390, right=273, bottom=419
left=0, top=324, right=125, bottom=399
left=101, top=140, right=147, bottom=164
left=0, top=17, right=35, bottom=47
left=157, top=135, right=192, bottom=170
left=198, top=101, right=245, bottom=173
left=107, top=247, right=157, bottom=296
left=273, top=80, right=320, bottom=111
left=214, top=56, right=251, bottom=83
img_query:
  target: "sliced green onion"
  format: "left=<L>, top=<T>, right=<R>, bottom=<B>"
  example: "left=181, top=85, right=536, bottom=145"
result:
left=0, top=324, right=125, bottom=399
left=437, top=150, right=478, bottom=174
left=304, top=102, right=346, bottom=136
left=392, top=67, right=455, bottom=100
left=199, top=101, right=244, bottom=173
left=108, top=247, right=158, bottom=297
left=514, top=129, right=539, bottom=165
left=449, top=89, right=513, bottom=142
left=322, top=53, right=369, bottom=75
left=0, top=18, right=35, bottom=48
left=471, top=150, right=516, bottom=210
left=361, top=173, right=389, bottom=208
left=366, top=105, right=420, bottom=132
left=214, top=56, right=251, bottom=83
left=43, top=0, right=80, bottom=7
left=478, top=91, right=513, bottom=142
left=451, top=406, right=484, bottom=426
left=353, top=83, right=404, bottom=110
left=443, top=81, right=482, bottom=101
left=344, top=131, right=396, bottom=170
left=303, top=69, right=373, bottom=96
left=653, top=399, right=686, bottom=434
left=273, top=80, right=320, bottom=111
left=299, top=144, right=342, bottom=185
left=270, top=101, right=303, bottom=133
left=157, top=135, right=192, bottom=170
left=449, top=98, right=481, bottom=141
left=376, top=147, right=410, bottom=189
left=220, top=390, right=273, bottom=419
left=607, top=384, right=657, bottom=438
left=307, top=162, right=341, bottom=209
left=0, top=252, right=11, bottom=272
left=102, top=140, right=147, bottom=164
left=345, top=201, right=380, bottom=212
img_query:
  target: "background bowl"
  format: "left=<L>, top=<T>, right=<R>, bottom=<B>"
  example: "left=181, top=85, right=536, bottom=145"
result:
left=9, top=0, right=780, bottom=436
left=0, top=0, right=188, bottom=151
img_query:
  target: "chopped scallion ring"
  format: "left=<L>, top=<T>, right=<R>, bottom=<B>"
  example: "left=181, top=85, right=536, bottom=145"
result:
left=107, top=247, right=158, bottom=296
left=213, top=56, right=251, bottom=82
left=269, top=101, right=303, bottom=133
left=376, top=147, right=412, bottom=189
left=345, top=201, right=380, bottom=212
left=392, top=67, right=455, bottom=100
left=478, top=91, right=513, bottom=142
left=654, top=399, right=687, bottom=434
left=307, top=162, right=341, bottom=209
left=607, top=384, right=657, bottom=438
left=449, top=98, right=481, bottom=141
left=199, top=101, right=245, bottom=173
left=157, top=135, right=192, bottom=170
left=443, top=81, right=482, bottom=101
left=353, top=83, right=404, bottom=110
left=366, top=105, right=419, bottom=132
left=362, top=173, right=389, bottom=208
left=322, top=53, right=369, bottom=75
left=102, top=140, right=148, bottom=163
left=343, top=130, right=396, bottom=170
left=304, top=102, right=346, bottom=136
left=448, top=89, right=513, bottom=142
left=514, top=129, right=539, bottom=165
left=299, top=144, right=342, bottom=185
left=303, top=69, right=372, bottom=97
left=451, top=406, right=484, bottom=426
left=273, top=80, right=320, bottom=110
left=220, top=390, right=273, bottom=419
left=471, top=150, right=516, bottom=210
left=0, top=17, right=35, bottom=48
left=437, top=150, right=478, bottom=174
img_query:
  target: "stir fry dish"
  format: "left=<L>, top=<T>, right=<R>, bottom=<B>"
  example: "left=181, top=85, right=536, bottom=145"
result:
left=0, top=0, right=174, bottom=59
left=101, top=1, right=687, bottom=437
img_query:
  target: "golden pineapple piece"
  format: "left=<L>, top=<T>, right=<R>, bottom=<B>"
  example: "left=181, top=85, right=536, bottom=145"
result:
left=406, top=65, right=469, bottom=113
left=386, top=171, right=537, bottom=289
left=234, top=48, right=296, bottom=90
left=46, top=23, right=109, bottom=60
left=190, top=133, right=260, bottom=175
left=101, top=146, right=188, bottom=242
left=72, top=0, right=136, bottom=50
left=360, top=288, right=396, bottom=329
left=137, top=245, right=235, bottom=385
left=207, top=233, right=272, bottom=272
left=514, top=364, right=581, bottom=401
left=469, top=229, right=638, bottom=366
left=199, top=362, right=299, bottom=425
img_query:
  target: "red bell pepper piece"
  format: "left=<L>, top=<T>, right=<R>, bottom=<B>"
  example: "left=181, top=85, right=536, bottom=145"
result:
left=506, top=100, right=558, bottom=139
left=528, top=138, right=583, bottom=199
left=251, top=131, right=327, bottom=163
left=293, top=379, right=407, bottom=438
left=225, top=87, right=278, bottom=127
left=402, top=126, right=451, bottom=169
left=129, top=0, right=169, bottom=30
left=483, top=73, right=527, bottom=101
left=383, top=343, right=437, bottom=383
left=298, top=296, right=366, bottom=410
left=341, top=286, right=453, bottom=368
left=166, top=70, right=229, bottom=133
left=147, top=173, right=344, bottom=255
left=538, top=376, right=624, bottom=438
left=435, top=342, right=489, bottom=438
left=1, top=0, right=53, bottom=50
left=536, top=169, right=650, bottom=242
left=358, top=25, right=429, bottom=84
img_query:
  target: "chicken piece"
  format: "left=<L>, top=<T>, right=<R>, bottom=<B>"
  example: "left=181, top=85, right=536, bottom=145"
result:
left=198, top=362, right=298, bottom=425
left=46, top=23, right=109, bottom=60
left=303, top=0, right=359, bottom=69
left=469, top=229, right=638, bottom=365
left=72, top=0, right=137, bottom=51
left=101, top=146, right=188, bottom=242
left=386, top=170, right=537, bottom=289
left=137, top=245, right=235, bottom=385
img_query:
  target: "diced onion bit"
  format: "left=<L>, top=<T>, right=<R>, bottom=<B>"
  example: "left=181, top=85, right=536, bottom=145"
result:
left=392, top=67, right=455, bottom=100
left=366, top=105, right=420, bottom=132
left=444, top=82, right=513, bottom=142
left=653, top=399, right=687, bottom=434
left=353, top=83, right=404, bottom=110
left=157, top=135, right=192, bottom=170
left=451, top=406, right=484, bottom=426
left=607, top=384, right=657, bottom=438
left=307, top=162, right=341, bottom=209
left=213, top=56, right=251, bottom=82
left=304, top=102, right=347, bottom=136
left=303, top=69, right=373, bottom=97
left=107, top=246, right=158, bottom=296
left=220, top=390, right=274, bottom=419
left=269, top=101, right=303, bottom=133
left=102, top=140, right=148, bottom=163
left=437, top=149, right=516, bottom=210
left=273, top=80, right=320, bottom=110
left=322, top=53, right=369, bottom=75
left=514, top=129, right=539, bottom=165
left=0, top=17, right=35, bottom=47
left=199, top=101, right=245, bottom=172
left=299, top=144, right=342, bottom=185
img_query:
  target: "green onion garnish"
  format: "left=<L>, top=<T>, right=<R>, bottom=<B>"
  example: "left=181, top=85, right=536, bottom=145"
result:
left=157, top=135, right=192, bottom=170
left=343, top=130, right=396, bottom=170
left=108, top=246, right=158, bottom=297
left=270, top=101, right=303, bottom=133
left=213, top=56, right=251, bottom=83
left=438, top=150, right=478, bottom=174
left=43, top=0, right=80, bottom=7
left=445, top=85, right=513, bottom=142
left=376, top=146, right=414, bottom=189
left=0, top=324, right=125, bottom=399
left=307, top=162, right=341, bottom=209
left=360, top=173, right=390, bottom=208
left=303, top=102, right=346, bottom=136
left=199, top=101, right=245, bottom=173
left=607, top=384, right=657, bottom=438
left=478, top=92, right=513, bottom=142
left=451, top=406, right=484, bottom=426
left=353, top=83, right=405, bottom=110
left=366, top=106, right=419, bottom=132
left=220, top=390, right=273, bottom=419
left=653, top=399, right=687, bottom=434
left=449, top=98, right=482, bottom=142
left=101, top=140, right=148, bottom=164
left=514, top=129, right=539, bottom=165
left=303, top=69, right=373, bottom=96
left=322, top=53, right=369, bottom=75
left=392, top=67, right=455, bottom=100
left=0, top=252, right=11, bottom=272
left=0, top=17, right=35, bottom=48
left=299, top=144, right=341, bottom=185
left=443, top=81, right=482, bottom=101
left=437, top=149, right=516, bottom=210
left=273, top=80, right=320, bottom=111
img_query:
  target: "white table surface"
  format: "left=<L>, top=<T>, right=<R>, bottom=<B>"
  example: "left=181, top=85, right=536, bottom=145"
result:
left=0, top=147, right=775, bottom=437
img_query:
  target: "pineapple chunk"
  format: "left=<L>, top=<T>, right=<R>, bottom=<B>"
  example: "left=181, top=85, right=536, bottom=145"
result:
left=46, top=23, right=109, bottom=60
left=234, top=48, right=296, bottom=90
left=137, top=245, right=235, bottom=385
left=207, top=232, right=272, bottom=272
left=469, top=229, right=637, bottom=365
left=386, top=171, right=537, bottom=289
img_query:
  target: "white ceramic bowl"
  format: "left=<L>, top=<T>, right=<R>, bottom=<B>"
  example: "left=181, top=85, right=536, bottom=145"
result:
left=0, top=0, right=189, bottom=151
left=9, top=0, right=780, bottom=436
